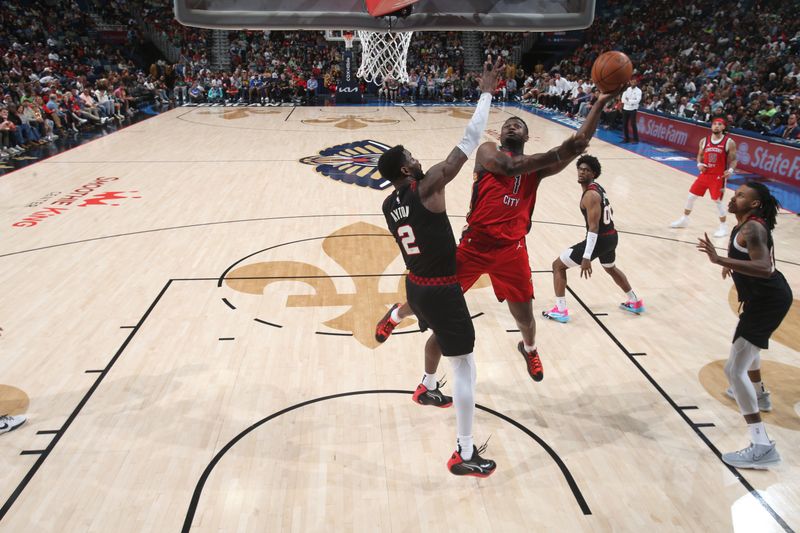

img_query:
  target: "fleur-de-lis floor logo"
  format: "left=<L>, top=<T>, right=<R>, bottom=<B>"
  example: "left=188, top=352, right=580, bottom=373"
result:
left=224, top=222, right=413, bottom=348
left=417, top=108, right=503, bottom=120
left=300, top=140, right=391, bottom=190
left=197, top=108, right=282, bottom=120
left=302, top=114, right=399, bottom=130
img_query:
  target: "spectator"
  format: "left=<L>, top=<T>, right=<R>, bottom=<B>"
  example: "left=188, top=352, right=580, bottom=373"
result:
left=768, top=112, right=800, bottom=140
left=621, top=78, right=642, bottom=143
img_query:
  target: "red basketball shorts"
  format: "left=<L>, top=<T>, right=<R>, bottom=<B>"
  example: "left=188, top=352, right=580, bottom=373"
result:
left=456, top=236, right=534, bottom=302
left=689, top=172, right=726, bottom=201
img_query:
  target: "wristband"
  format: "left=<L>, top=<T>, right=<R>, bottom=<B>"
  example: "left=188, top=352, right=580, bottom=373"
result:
left=583, top=231, right=598, bottom=259
left=727, top=167, right=735, bottom=174
left=697, top=163, right=704, bottom=170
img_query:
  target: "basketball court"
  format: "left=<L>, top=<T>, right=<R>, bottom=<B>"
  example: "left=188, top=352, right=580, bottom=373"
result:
left=0, top=1, right=799, bottom=532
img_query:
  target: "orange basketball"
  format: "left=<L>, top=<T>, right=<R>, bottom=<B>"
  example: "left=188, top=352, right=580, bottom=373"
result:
left=591, top=51, right=633, bottom=93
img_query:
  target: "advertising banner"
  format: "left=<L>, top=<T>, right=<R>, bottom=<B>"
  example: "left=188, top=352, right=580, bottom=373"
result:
left=637, top=111, right=800, bottom=186
left=336, top=49, right=361, bottom=104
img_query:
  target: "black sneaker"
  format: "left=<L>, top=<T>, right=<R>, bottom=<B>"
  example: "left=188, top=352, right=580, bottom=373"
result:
left=411, top=381, right=452, bottom=408
left=447, top=441, right=496, bottom=477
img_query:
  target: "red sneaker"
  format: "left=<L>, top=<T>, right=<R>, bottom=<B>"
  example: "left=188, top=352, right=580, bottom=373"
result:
left=375, top=303, right=400, bottom=343
left=411, top=382, right=452, bottom=408
left=447, top=442, right=496, bottom=477
left=517, top=341, right=543, bottom=382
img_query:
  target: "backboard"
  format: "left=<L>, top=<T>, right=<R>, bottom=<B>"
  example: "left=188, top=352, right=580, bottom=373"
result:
left=174, top=1, right=596, bottom=32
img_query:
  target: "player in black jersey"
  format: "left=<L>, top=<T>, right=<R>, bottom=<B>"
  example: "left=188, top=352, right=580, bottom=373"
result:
left=378, top=57, right=500, bottom=477
left=543, top=155, right=644, bottom=323
left=697, top=181, right=792, bottom=469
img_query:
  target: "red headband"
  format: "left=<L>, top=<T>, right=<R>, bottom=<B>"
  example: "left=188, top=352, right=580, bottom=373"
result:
left=712, top=118, right=726, bottom=126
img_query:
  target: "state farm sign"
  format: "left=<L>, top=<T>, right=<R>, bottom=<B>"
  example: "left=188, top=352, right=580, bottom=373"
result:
left=637, top=111, right=800, bottom=186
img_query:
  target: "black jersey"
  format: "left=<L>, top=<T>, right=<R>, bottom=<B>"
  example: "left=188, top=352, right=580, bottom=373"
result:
left=728, top=216, right=788, bottom=302
left=580, top=182, right=615, bottom=234
left=382, top=180, right=457, bottom=278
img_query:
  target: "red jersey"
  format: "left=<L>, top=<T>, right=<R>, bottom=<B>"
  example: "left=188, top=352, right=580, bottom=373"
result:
left=701, top=134, right=731, bottom=175
left=466, top=152, right=540, bottom=243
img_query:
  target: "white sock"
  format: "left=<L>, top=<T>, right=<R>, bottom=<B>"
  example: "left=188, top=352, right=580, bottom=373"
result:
left=422, top=373, right=437, bottom=391
left=458, top=435, right=474, bottom=460
left=753, top=381, right=765, bottom=394
left=390, top=306, right=401, bottom=323
left=748, top=422, right=771, bottom=446
left=524, top=343, right=536, bottom=353
left=626, top=290, right=638, bottom=302
left=556, top=297, right=567, bottom=312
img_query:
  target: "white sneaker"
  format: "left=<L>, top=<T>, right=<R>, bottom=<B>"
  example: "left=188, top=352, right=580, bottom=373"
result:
left=725, top=386, right=772, bottom=411
left=722, top=441, right=780, bottom=469
left=713, top=225, right=728, bottom=238
left=0, top=414, right=26, bottom=435
left=670, top=216, right=689, bottom=228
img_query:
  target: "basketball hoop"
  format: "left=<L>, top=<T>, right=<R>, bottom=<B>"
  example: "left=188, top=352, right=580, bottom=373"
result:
left=356, top=30, right=413, bottom=84
left=343, top=31, right=354, bottom=49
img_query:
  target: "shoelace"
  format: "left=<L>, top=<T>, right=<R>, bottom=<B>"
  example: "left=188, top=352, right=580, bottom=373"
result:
left=476, top=436, right=492, bottom=457
left=736, top=444, right=755, bottom=456
left=526, top=351, right=542, bottom=373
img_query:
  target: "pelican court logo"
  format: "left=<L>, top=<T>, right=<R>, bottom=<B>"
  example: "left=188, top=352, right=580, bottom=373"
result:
left=300, top=140, right=391, bottom=190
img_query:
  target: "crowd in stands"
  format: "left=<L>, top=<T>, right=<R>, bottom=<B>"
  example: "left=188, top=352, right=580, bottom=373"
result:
left=0, top=0, right=160, bottom=160
left=541, top=0, right=800, bottom=141
left=1, top=0, right=798, bottom=162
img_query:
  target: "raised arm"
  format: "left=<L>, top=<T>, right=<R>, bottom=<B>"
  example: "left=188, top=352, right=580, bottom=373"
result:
left=475, top=137, right=577, bottom=178
left=538, top=88, right=624, bottom=179
left=419, top=57, right=500, bottom=207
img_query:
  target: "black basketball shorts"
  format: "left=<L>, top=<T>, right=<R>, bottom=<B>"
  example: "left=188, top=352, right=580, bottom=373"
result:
left=405, top=276, right=475, bottom=357
left=734, top=281, right=793, bottom=349
left=560, top=232, right=618, bottom=268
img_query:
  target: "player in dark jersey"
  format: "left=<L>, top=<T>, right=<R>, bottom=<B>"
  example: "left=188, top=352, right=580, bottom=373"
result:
left=378, top=57, right=501, bottom=477
left=376, top=86, right=622, bottom=383
left=697, top=181, right=792, bottom=469
left=543, top=155, right=644, bottom=323
left=671, top=117, right=738, bottom=237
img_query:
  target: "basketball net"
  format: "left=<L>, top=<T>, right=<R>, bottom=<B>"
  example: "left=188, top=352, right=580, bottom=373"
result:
left=355, top=30, right=413, bottom=84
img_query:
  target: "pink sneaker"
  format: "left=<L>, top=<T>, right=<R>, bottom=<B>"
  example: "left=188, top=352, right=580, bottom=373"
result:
left=542, top=306, right=570, bottom=323
left=620, top=300, right=645, bottom=314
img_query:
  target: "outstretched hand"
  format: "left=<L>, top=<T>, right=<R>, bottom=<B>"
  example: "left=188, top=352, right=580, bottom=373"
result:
left=597, top=84, right=626, bottom=103
left=696, top=232, right=721, bottom=264
left=477, top=55, right=503, bottom=94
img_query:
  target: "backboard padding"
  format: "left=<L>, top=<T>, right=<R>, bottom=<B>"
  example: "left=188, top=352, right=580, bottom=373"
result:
left=174, top=1, right=595, bottom=32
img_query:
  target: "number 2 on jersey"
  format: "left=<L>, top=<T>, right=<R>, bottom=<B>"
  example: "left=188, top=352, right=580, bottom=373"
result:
left=397, top=224, right=421, bottom=255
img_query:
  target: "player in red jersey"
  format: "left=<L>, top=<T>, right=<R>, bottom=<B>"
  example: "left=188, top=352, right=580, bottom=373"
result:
left=376, top=87, right=622, bottom=383
left=670, top=117, right=738, bottom=237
